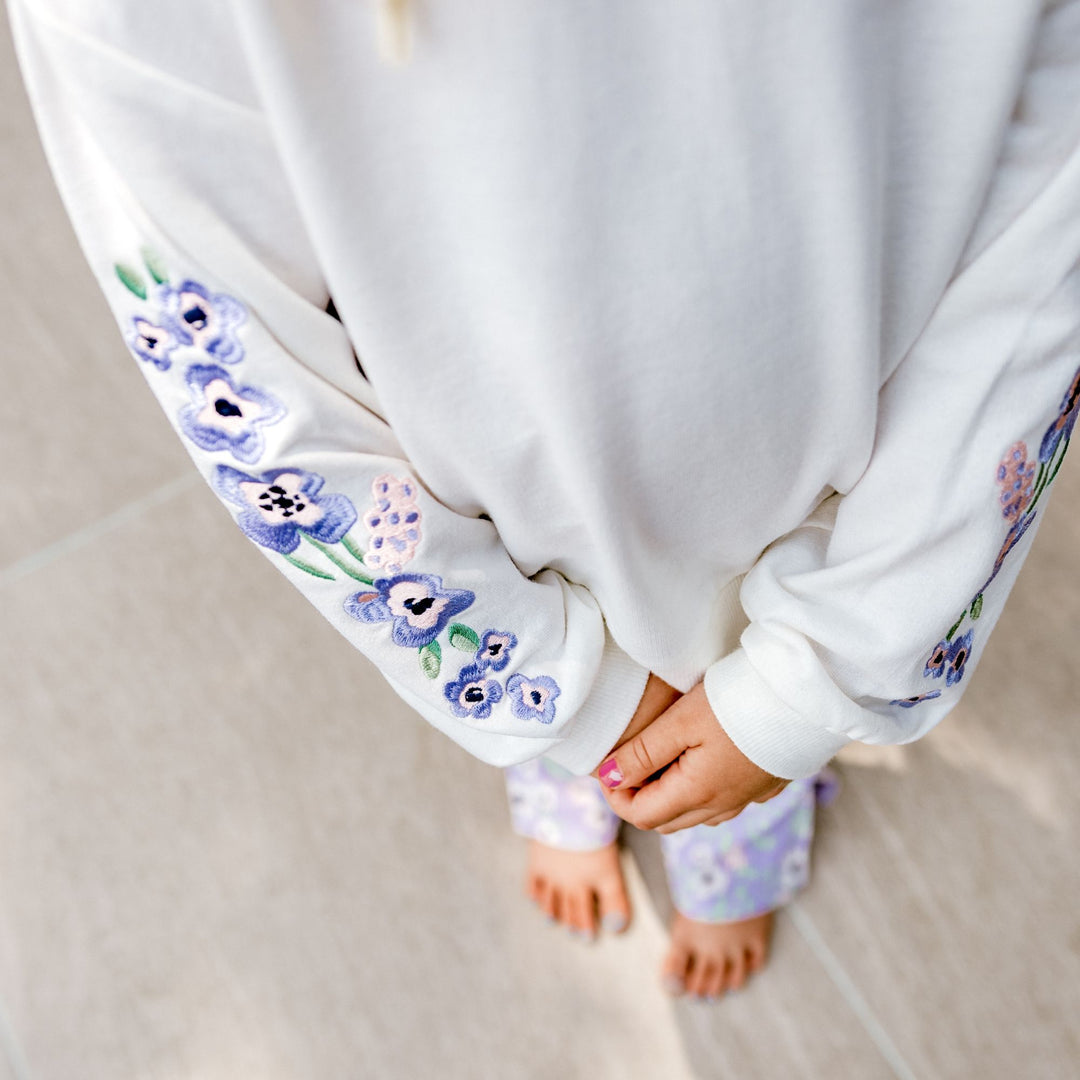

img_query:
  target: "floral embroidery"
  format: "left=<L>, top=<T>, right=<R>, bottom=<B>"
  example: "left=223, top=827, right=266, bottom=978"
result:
left=507, top=673, right=562, bottom=725
left=901, top=366, right=1077, bottom=708
left=126, top=316, right=178, bottom=371
left=178, top=364, right=285, bottom=463
left=363, top=475, right=423, bottom=574
left=476, top=630, right=517, bottom=672
left=444, top=662, right=503, bottom=720
left=1038, top=366, right=1080, bottom=464
left=996, top=442, right=1035, bottom=521
left=344, top=572, right=475, bottom=648
left=891, top=691, right=942, bottom=709
left=214, top=465, right=357, bottom=555
left=159, top=280, right=246, bottom=364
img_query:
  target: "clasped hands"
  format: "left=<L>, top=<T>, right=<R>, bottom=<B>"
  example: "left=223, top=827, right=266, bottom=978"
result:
left=590, top=674, right=788, bottom=834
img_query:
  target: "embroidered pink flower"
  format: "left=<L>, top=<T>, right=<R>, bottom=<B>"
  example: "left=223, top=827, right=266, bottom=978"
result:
left=363, top=474, right=423, bottom=573
left=996, top=441, right=1035, bottom=521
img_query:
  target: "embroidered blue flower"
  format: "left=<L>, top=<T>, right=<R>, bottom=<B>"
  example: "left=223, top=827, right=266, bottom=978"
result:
left=924, top=640, right=949, bottom=680
left=159, top=280, right=246, bottom=363
left=944, top=630, right=973, bottom=686
left=213, top=465, right=357, bottom=554
left=507, top=673, right=562, bottom=725
left=891, top=691, right=942, bottom=709
left=125, top=316, right=178, bottom=371
left=979, top=512, right=1036, bottom=596
left=476, top=630, right=517, bottom=672
left=344, top=572, right=475, bottom=648
left=178, top=364, right=285, bottom=463
left=444, top=663, right=503, bottom=720
left=1038, top=365, right=1080, bottom=463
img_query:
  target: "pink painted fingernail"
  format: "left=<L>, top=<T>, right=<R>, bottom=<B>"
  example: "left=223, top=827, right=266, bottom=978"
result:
left=599, top=758, right=624, bottom=789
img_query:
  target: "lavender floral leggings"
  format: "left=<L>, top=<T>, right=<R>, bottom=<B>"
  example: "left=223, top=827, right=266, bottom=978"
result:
left=505, top=759, right=838, bottom=923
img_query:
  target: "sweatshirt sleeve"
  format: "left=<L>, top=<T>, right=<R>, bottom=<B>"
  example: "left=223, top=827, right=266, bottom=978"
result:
left=9, top=0, right=648, bottom=772
left=704, top=7, right=1080, bottom=779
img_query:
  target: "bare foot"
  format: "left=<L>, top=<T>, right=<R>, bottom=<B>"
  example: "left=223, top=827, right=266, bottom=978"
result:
left=525, top=840, right=632, bottom=941
left=661, top=910, right=773, bottom=1000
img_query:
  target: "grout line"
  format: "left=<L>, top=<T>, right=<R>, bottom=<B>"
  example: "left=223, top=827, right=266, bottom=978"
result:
left=0, top=473, right=200, bottom=590
left=0, top=993, right=32, bottom=1080
left=786, top=901, right=922, bottom=1080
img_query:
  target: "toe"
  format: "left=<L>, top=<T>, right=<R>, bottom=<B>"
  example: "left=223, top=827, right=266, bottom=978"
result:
left=685, top=956, right=714, bottom=999
left=701, top=960, right=728, bottom=1000
left=525, top=872, right=543, bottom=902
left=727, top=948, right=748, bottom=991
left=537, top=880, right=558, bottom=922
left=596, top=876, right=631, bottom=935
left=660, top=941, right=691, bottom=997
left=565, top=892, right=591, bottom=939
left=575, top=888, right=598, bottom=938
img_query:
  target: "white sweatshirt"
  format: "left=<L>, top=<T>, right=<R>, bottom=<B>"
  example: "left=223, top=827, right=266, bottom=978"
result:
left=10, top=0, right=1080, bottom=778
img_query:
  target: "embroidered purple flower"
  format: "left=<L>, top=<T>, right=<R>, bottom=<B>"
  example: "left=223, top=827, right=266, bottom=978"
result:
left=996, top=441, right=1035, bottom=521
left=924, top=639, right=949, bottom=680
left=159, top=279, right=246, bottom=364
left=891, top=691, right=942, bottom=709
left=363, top=474, right=423, bottom=574
left=178, top=364, right=285, bottom=463
left=980, top=511, right=1036, bottom=594
left=1038, top=365, right=1080, bottom=463
left=125, top=316, right=177, bottom=371
left=476, top=630, right=517, bottom=672
left=213, top=465, right=357, bottom=554
left=507, top=673, right=562, bottom=725
left=344, top=572, right=475, bottom=648
left=443, top=662, right=503, bottom=720
left=944, top=630, right=974, bottom=686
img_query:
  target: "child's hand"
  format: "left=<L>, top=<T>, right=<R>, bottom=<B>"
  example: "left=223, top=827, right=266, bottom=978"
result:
left=591, top=682, right=788, bottom=833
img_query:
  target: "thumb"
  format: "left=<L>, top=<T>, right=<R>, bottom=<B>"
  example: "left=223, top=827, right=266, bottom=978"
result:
left=596, top=710, right=693, bottom=791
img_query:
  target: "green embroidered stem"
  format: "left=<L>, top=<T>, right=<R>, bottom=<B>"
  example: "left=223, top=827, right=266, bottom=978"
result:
left=1026, top=461, right=1050, bottom=515
left=945, top=612, right=965, bottom=642
left=1045, top=436, right=1070, bottom=488
left=340, top=533, right=369, bottom=566
left=115, top=263, right=147, bottom=300
left=302, top=535, right=374, bottom=583
left=283, top=552, right=335, bottom=580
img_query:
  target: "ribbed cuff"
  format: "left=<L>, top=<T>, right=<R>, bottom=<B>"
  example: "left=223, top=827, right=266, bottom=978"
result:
left=543, top=630, right=650, bottom=776
left=703, top=648, right=850, bottom=780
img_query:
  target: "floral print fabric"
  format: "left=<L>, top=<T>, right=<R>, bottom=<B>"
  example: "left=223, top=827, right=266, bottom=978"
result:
left=506, top=760, right=835, bottom=921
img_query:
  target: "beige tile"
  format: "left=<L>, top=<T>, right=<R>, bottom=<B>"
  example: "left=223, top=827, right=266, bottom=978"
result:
left=805, top=454, right=1080, bottom=1080
left=0, top=9, right=190, bottom=571
left=0, top=483, right=902, bottom=1079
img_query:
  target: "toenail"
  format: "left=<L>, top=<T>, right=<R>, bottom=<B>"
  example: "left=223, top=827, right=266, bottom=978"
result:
left=602, top=913, right=627, bottom=933
left=662, top=975, right=684, bottom=996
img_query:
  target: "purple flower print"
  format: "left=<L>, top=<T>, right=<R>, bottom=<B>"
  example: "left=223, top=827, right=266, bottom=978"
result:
left=178, top=365, right=285, bottom=463
left=344, top=572, right=475, bottom=648
left=996, top=442, right=1035, bottom=521
left=1038, top=365, right=1080, bottom=464
left=507, top=673, right=562, bottom=725
left=979, top=512, right=1036, bottom=595
left=213, top=465, right=357, bottom=554
left=444, top=663, right=503, bottom=720
left=476, top=630, right=517, bottom=672
left=159, top=279, right=246, bottom=364
left=924, top=640, right=949, bottom=680
left=126, top=316, right=177, bottom=371
left=891, top=691, right=942, bottom=709
left=362, top=474, right=423, bottom=574
left=944, top=630, right=974, bottom=687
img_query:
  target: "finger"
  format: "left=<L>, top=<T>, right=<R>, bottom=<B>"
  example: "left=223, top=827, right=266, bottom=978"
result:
left=655, top=806, right=739, bottom=835
left=596, top=710, right=699, bottom=792
left=751, top=780, right=789, bottom=804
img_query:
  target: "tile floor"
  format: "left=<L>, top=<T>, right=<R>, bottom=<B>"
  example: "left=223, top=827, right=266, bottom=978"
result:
left=2, top=9, right=1078, bottom=1079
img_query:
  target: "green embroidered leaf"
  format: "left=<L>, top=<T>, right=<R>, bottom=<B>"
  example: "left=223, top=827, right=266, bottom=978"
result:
left=419, top=641, right=442, bottom=679
left=448, top=623, right=480, bottom=652
left=141, top=247, right=169, bottom=285
left=115, top=263, right=147, bottom=300
left=970, top=593, right=984, bottom=620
